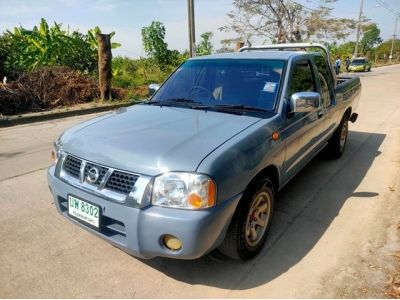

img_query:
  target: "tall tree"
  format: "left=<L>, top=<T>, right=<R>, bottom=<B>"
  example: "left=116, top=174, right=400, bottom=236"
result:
left=219, top=0, right=357, bottom=44
left=375, top=39, right=400, bottom=60
left=196, top=32, right=214, bottom=56
left=141, top=21, right=170, bottom=68
left=361, top=23, right=382, bottom=54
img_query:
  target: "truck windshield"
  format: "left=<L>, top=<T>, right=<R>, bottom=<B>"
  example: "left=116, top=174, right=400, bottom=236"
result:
left=152, top=59, right=285, bottom=112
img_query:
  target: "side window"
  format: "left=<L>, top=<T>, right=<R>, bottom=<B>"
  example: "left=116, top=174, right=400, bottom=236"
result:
left=287, top=60, right=315, bottom=99
left=314, top=55, right=333, bottom=107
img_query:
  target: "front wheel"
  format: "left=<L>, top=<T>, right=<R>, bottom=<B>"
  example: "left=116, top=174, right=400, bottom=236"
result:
left=325, top=115, right=349, bottom=159
left=218, top=178, right=275, bottom=261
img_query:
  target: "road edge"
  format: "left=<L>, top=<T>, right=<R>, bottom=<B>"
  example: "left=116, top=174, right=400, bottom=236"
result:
left=0, top=102, right=136, bottom=128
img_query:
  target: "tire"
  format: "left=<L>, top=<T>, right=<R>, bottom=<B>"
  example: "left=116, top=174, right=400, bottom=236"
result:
left=218, top=178, right=275, bottom=261
left=325, top=114, right=349, bottom=159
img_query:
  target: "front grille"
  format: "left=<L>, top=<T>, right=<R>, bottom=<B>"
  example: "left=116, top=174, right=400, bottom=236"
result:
left=83, top=162, right=108, bottom=186
left=62, top=154, right=139, bottom=196
left=105, top=171, right=139, bottom=194
left=63, top=156, right=82, bottom=178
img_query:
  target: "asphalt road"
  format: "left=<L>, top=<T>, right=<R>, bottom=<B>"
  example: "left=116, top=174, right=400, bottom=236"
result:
left=1, top=65, right=400, bottom=298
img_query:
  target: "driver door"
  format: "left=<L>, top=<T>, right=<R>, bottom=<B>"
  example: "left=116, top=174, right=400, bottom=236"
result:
left=281, top=59, right=325, bottom=182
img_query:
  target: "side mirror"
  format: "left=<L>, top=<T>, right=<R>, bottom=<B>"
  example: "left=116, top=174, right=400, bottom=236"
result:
left=148, top=83, right=160, bottom=96
left=289, top=92, right=321, bottom=114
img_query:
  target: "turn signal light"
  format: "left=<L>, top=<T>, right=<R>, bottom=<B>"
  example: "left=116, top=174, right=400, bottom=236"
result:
left=51, top=149, right=57, bottom=161
left=207, top=180, right=216, bottom=207
left=188, top=193, right=203, bottom=208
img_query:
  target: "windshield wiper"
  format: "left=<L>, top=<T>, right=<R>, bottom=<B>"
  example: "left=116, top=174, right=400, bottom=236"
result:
left=214, top=104, right=271, bottom=113
left=145, top=98, right=198, bottom=105
left=144, top=98, right=212, bottom=110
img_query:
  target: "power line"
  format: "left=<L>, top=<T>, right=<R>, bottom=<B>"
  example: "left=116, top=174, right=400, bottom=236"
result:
left=375, top=0, right=399, bottom=62
left=375, top=0, right=400, bottom=17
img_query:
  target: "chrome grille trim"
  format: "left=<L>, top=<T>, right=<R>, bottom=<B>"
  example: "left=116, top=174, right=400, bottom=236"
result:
left=99, top=169, right=113, bottom=190
left=56, top=152, right=152, bottom=208
left=83, top=162, right=108, bottom=186
left=79, top=160, right=86, bottom=183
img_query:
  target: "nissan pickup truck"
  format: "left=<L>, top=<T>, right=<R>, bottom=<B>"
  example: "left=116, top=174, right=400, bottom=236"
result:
left=48, top=43, right=361, bottom=261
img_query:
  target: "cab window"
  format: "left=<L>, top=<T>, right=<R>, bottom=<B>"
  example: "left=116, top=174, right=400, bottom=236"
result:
left=287, top=60, right=315, bottom=99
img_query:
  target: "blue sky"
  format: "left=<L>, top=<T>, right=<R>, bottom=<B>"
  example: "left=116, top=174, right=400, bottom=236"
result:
left=0, top=0, right=399, bottom=58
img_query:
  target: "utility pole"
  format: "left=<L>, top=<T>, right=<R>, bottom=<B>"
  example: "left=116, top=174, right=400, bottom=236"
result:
left=389, top=16, right=399, bottom=62
left=353, top=0, right=364, bottom=59
left=187, top=0, right=196, bottom=57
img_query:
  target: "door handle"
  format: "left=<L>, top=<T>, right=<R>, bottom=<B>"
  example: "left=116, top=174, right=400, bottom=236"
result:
left=317, top=110, right=324, bottom=118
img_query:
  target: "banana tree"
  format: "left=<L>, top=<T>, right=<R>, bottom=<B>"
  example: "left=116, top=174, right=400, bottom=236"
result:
left=87, top=26, right=121, bottom=49
left=2, top=18, right=120, bottom=74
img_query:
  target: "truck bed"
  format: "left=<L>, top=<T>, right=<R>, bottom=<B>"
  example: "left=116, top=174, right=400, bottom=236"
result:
left=336, top=76, right=361, bottom=103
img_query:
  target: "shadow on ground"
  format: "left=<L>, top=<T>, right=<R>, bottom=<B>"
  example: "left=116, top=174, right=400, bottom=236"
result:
left=0, top=151, right=23, bottom=159
left=139, top=130, right=385, bottom=290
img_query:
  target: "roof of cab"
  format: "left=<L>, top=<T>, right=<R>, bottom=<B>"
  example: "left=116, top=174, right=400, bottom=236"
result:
left=188, top=50, right=315, bottom=61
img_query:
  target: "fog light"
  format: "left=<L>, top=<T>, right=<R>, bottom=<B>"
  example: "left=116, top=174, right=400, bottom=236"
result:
left=163, top=234, right=182, bottom=251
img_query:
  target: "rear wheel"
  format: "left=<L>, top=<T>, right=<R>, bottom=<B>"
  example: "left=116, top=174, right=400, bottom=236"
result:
left=218, top=178, right=275, bottom=261
left=326, top=114, right=349, bottom=159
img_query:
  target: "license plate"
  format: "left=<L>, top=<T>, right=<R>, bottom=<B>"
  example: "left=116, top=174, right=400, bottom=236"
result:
left=67, top=195, right=100, bottom=228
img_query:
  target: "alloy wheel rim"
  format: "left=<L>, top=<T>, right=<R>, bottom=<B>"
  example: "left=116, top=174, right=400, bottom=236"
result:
left=245, top=191, right=271, bottom=247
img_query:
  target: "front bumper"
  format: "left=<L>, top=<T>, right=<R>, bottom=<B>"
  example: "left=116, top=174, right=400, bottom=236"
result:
left=47, top=165, right=241, bottom=259
left=349, top=66, right=366, bottom=71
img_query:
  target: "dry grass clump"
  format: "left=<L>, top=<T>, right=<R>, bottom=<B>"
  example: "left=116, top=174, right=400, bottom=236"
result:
left=0, top=67, right=124, bottom=115
left=386, top=247, right=400, bottom=298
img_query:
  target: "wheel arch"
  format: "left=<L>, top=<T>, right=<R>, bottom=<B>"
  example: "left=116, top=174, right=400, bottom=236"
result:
left=344, top=107, right=352, bottom=119
left=244, top=164, right=280, bottom=197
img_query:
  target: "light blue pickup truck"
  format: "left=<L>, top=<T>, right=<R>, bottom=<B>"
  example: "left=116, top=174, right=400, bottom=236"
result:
left=48, top=43, right=361, bottom=261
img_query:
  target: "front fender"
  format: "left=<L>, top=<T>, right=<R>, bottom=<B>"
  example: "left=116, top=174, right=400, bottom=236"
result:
left=196, top=118, right=285, bottom=203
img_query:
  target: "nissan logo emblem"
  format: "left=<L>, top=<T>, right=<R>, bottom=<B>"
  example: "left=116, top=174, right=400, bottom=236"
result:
left=86, top=167, right=100, bottom=184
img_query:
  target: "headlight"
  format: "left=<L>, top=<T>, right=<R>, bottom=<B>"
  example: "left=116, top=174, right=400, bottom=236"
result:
left=152, top=172, right=216, bottom=209
left=51, top=138, right=62, bottom=162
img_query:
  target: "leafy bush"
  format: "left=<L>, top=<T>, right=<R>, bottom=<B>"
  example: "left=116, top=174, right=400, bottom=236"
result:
left=112, top=55, right=185, bottom=90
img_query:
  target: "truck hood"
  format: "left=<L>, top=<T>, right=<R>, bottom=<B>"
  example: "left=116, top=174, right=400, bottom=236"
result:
left=60, top=105, right=262, bottom=176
